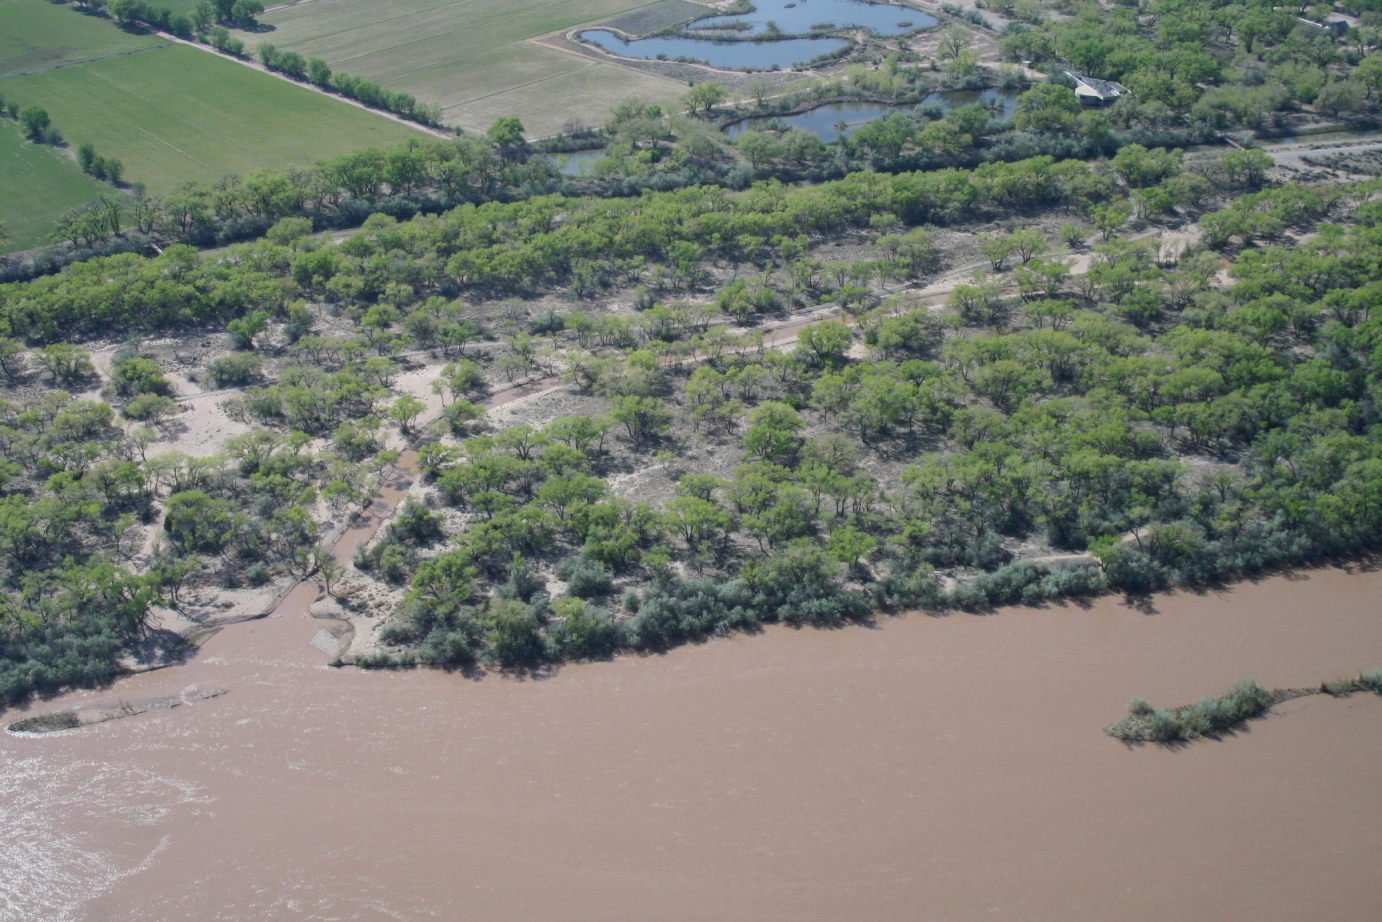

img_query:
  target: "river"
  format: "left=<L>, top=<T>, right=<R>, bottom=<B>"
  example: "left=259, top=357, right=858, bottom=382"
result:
left=3, top=561, right=1380, bottom=920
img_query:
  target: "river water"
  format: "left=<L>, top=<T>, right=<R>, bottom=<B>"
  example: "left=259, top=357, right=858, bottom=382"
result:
left=3, top=561, right=1381, bottom=920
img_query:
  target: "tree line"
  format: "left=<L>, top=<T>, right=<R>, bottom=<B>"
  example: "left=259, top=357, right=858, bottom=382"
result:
left=1, top=152, right=1126, bottom=342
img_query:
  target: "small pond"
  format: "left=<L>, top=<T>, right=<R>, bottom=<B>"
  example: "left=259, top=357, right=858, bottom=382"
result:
left=688, top=0, right=937, bottom=39
left=725, top=88, right=1020, bottom=141
left=580, top=29, right=848, bottom=70
left=545, top=150, right=606, bottom=176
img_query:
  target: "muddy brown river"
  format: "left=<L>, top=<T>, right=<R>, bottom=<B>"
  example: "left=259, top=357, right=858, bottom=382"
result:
left=3, top=563, right=1380, bottom=921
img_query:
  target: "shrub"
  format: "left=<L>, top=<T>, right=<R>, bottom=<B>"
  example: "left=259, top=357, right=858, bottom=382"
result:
left=556, top=556, right=613, bottom=598
left=549, top=598, right=621, bottom=659
left=206, top=352, right=263, bottom=388
left=390, top=499, right=444, bottom=546
left=625, top=577, right=758, bottom=648
left=105, top=355, right=171, bottom=399
left=1107, top=678, right=1276, bottom=742
left=122, top=393, right=180, bottom=424
left=482, top=599, right=546, bottom=667
left=164, top=490, right=243, bottom=553
left=496, top=556, right=542, bottom=602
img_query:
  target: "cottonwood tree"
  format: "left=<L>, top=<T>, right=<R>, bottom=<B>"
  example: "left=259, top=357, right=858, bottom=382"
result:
left=389, top=396, right=426, bottom=434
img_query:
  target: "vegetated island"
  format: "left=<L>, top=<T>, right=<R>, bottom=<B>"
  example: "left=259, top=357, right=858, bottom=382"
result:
left=1106, top=672, right=1382, bottom=743
left=6, top=687, right=227, bottom=734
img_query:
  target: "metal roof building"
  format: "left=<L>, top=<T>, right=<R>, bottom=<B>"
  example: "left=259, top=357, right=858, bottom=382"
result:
left=1063, top=71, right=1126, bottom=106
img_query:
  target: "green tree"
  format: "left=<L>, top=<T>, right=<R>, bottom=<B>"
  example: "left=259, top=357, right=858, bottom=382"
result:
left=230, top=0, right=263, bottom=27
left=1110, top=144, right=1182, bottom=188
left=487, top=117, right=527, bottom=155
left=228, top=310, right=270, bottom=349
left=741, top=401, right=804, bottom=464
left=827, top=525, right=876, bottom=573
left=609, top=395, right=671, bottom=444
left=108, top=0, right=140, bottom=24
left=796, top=320, right=852, bottom=366
left=746, top=76, right=775, bottom=107
left=306, top=57, right=332, bottom=87
left=35, top=343, right=95, bottom=385
left=389, top=395, right=427, bottom=433
left=1013, top=84, right=1080, bottom=132
left=663, top=495, right=732, bottom=551
left=1220, top=149, right=1273, bottom=188
left=314, top=545, right=341, bottom=597
left=192, top=0, right=215, bottom=31
left=18, top=106, right=50, bottom=142
left=1091, top=201, right=1133, bottom=240
left=123, top=393, right=181, bottom=425
left=977, top=232, right=1013, bottom=270
left=0, top=338, right=25, bottom=382
left=938, top=25, right=974, bottom=60
left=682, top=82, right=728, bottom=115
left=164, top=490, right=244, bottom=554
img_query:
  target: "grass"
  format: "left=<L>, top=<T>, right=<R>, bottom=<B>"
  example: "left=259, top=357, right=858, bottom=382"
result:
left=0, top=0, right=162, bottom=76
left=240, top=0, right=692, bottom=136
left=0, top=118, right=111, bottom=253
left=0, top=43, right=425, bottom=193
left=1108, top=671, right=1382, bottom=743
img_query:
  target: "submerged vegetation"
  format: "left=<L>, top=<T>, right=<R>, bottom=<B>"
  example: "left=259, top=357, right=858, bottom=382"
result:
left=1108, top=672, right=1382, bottom=742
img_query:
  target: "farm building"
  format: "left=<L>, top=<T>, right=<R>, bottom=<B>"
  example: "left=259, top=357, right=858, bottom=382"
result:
left=1063, top=71, right=1125, bottom=107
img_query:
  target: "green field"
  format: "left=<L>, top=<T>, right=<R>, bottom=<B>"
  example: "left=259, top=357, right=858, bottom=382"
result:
left=243, top=0, right=693, bottom=136
left=0, top=0, right=162, bottom=76
left=0, top=43, right=425, bottom=193
left=0, top=118, right=111, bottom=253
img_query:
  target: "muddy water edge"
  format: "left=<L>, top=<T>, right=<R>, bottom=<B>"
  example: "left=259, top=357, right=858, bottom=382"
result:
left=4, top=372, right=1381, bottom=921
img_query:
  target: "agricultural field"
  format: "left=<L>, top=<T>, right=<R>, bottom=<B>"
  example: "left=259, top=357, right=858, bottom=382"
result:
left=0, top=43, right=425, bottom=193
left=0, top=117, right=110, bottom=253
left=0, top=0, right=163, bottom=76
left=241, top=0, right=692, bottom=136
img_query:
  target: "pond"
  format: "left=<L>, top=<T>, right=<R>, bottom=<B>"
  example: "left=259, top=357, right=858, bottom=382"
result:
left=725, top=88, right=1021, bottom=141
left=688, top=0, right=937, bottom=38
left=580, top=28, right=849, bottom=70
left=546, top=149, right=607, bottom=176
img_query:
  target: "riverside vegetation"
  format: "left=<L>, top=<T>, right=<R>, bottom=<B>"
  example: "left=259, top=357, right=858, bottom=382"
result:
left=13, top=0, right=1382, bottom=271
left=3, top=0, right=1382, bottom=697
left=1107, top=671, right=1382, bottom=742
left=1, top=144, right=1377, bottom=684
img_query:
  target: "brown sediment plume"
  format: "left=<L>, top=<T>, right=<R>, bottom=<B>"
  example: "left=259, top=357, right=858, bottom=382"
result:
left=1, top=565, right=1379, bottom=921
